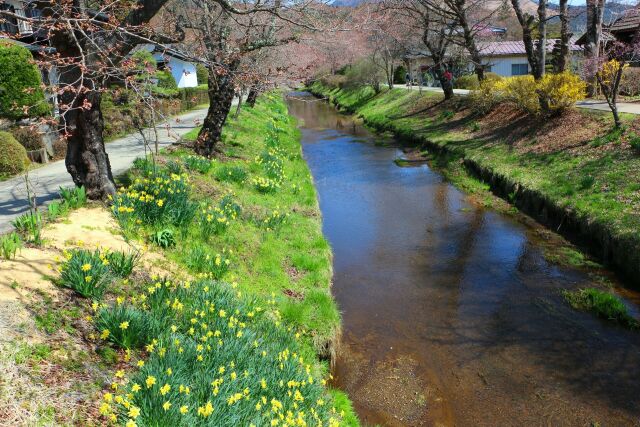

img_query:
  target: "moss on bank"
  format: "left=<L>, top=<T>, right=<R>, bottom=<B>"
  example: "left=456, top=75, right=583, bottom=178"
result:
left=310, top=82, right=640, bottom=287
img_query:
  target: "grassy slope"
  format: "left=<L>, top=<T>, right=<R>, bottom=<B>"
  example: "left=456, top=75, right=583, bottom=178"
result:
left=158, top=92, right=358, bottom=424
left=176, top=93, right=340, bottom=354
left=311, top=82, right=640, bottom=272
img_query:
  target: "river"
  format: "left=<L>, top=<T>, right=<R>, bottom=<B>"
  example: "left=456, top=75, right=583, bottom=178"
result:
left=286, top=92, right=640, bottom=426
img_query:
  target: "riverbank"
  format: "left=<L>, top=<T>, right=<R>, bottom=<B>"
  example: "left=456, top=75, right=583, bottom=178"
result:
left=0, top=93, right=358, bottom=425
left=309, top=82, right=640, bottom=290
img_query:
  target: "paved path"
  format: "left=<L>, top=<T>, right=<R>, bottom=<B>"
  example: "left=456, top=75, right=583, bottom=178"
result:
left=0, top=107, right=208, bottom=233
left=399, top=84, right=640, bottom=114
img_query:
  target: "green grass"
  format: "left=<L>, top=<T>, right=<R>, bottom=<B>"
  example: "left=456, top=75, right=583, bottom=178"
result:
left=105, top=93, right=357, bottom=425
left=563, top=288, right=639, bottom=329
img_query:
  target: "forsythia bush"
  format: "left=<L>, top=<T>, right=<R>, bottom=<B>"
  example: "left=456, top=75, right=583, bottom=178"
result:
left=538, top=72, right=587, bottom=112
left=470, top=72, right=585, bottom=115
left=469, top=78, right=504, bottom=114
left=497, top=75, right=540, bottom=115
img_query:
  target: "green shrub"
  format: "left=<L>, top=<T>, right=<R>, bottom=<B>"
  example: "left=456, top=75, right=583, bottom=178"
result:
left=96, top=304, right=155, bottom=349
left=454, top=72, right=502, bottom=89
left=393, top=65, right=407, bottom=84
left=183, top=155, right=212, bottom=174
left=12, top=211, right=42, bottom=245
left=0, top=41, right=50, bottom=120
left=215, top=165, right=247, bottom=183
left=564, top=288, right=639, bottom=329
left=11, top=126, right=43, bottom=151
left=628, top=132, right=640, bottom=153
left=59, top=186, right=87, bottom=209
left=150, top=229, right=176, bottom=248
left=196, top=63, right=209, bottom=85
left=105, top=250, right=140, bottom=278
left=0, top=131, right=30, bottom=176
left=47, top=201, right=69, bottom=220
left=155, top=70, right=178, bottom=90
left=60, top=249, right=112, bottom=299
left=0, top=232, right=22, bottom=260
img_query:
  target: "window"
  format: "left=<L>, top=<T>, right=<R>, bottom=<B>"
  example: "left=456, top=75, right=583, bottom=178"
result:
left=0, top=4, right=18, bottom=35
left=484, top=65, right=493, bottom=73
left=511, top=63, right=529, bottom=76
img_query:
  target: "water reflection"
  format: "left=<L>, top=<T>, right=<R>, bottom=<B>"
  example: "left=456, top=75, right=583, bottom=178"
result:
left=286, top=92, right=640, bottom=427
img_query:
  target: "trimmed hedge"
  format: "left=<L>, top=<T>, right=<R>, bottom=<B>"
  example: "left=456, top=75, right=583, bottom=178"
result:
left=0, top=41, right=50, bottom=120
left=0, top=131, right=30, bottom=176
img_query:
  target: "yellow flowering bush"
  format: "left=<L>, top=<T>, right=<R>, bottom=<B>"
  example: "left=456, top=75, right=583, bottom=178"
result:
left=537, top=72, right=586, bottom=113
left=98, top=280, right=343, bottom=426
left=470, top=72, right=585, bottom=115
left=497, top=75, right=540, bottom=115
left=469, top=77, right=504, bottom=114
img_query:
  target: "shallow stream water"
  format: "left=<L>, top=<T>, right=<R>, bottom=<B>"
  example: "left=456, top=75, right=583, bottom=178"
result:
left=286, top=92, right=640, bottom=426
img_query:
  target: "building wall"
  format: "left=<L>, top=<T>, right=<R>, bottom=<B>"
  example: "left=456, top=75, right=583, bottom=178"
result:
left=483, top=55, right=530, bottom=77
left=152, top=53, right=198, bottom=88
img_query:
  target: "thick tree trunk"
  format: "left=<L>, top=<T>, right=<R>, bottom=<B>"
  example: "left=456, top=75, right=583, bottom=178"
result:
left=196, top=66, right=236, bottom=157
left=247, top=87, right=259, bottom=107
left=585, top=0, right=605, bottom=97
left=557, top=0, right=570, bottom=73
left=433, top=62, right=454, bottom=100
left=65, top=91, right=116, bottom=199
left=535, top=0, right=547, bottom=80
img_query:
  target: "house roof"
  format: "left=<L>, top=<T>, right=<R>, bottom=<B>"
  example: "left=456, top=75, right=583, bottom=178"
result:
left=131, top=43, right=197, bottom=64
left=0, top=36, right=55, bottom=54
left=478, top=39, right=582, bottom=57
left=609, top=8, right=640, bottom=33
left=574, top=30, right=617, bottom=46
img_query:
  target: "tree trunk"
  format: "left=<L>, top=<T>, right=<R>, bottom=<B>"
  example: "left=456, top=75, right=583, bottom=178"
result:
left=535, top=0, right=547, bottom=80
left=557, top=0, right=570, bottom=73
left=247, top=86, right=259, bottom=107
left=234, top=87, right=244, bottom=119
left=65, top=91, right=116, bottom=199
left=511, top=0, right=540, bottom=78
left=196, top=66, right=236, bottom=157
left=434, top=62, right=454, bottom=100
left=585, top=0, right=605, bottom=97
left=456, top=1, right=485, bottom=81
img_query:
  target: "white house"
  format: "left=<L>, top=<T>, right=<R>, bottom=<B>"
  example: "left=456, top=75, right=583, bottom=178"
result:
left=404, top=39, right=584, bottom=84
left=134, top=44, right=199, bottom=89
left=477, top=39, right=583, bottom=76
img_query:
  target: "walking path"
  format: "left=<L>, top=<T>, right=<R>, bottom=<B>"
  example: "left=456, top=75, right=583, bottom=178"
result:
left=0, top=107, right=208, bottom=233
left=401, top=85, right=640, bottom=114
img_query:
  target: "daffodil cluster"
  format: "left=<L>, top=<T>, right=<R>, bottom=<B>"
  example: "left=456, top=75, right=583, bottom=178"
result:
left=184, top=155, right=214, bottom=174
left=199, top=205, right=230, bottom=239
left=112, top=171, right=196, bottom=227
left=97, top=279, right=344, bottom=426
left=260, top=208, right=289, bottom=232
left=60, top=248, right=114, bottom=299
